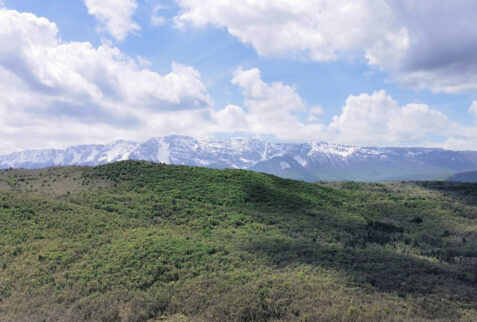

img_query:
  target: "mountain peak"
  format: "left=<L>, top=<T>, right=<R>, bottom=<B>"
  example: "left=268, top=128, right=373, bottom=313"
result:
left=1, top=136, right=477, bottom=181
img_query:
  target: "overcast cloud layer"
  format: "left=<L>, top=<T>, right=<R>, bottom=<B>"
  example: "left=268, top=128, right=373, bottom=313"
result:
left=1, top=3, right=477, bottom=153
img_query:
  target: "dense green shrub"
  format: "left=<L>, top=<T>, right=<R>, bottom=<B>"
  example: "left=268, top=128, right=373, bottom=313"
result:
left=0, top=161, right=476, bottom=321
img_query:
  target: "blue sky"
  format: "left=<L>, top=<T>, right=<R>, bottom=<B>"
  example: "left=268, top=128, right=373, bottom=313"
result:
left=1, top=0, right=477, bottom=152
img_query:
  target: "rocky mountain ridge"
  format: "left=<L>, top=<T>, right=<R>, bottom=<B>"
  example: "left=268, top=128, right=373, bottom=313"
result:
left=2, top=135, right=477, bottom=181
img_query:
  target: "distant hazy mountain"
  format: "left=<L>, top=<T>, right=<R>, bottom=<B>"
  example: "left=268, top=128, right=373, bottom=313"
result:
left=1, top=135, right=477, bottom=181
left=447, top=170, right=477, bottom=182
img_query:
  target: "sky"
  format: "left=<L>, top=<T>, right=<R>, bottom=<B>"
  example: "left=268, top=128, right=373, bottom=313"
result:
left=2, top=0, right=477, bottom=153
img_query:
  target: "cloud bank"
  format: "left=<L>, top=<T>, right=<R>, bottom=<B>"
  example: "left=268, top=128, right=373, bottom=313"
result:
left=1, top=7, right=477, bottom=153
left=0, top=8, right=212, bottom=152
left=218, top=71, right=477, bottom=150
left=175, top=0, right=477, bottom=93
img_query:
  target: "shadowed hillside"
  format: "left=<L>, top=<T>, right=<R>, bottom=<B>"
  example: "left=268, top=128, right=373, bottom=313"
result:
left=448, top=169, right=477, bottom=183
left=0, top=161, right=477, bottom=321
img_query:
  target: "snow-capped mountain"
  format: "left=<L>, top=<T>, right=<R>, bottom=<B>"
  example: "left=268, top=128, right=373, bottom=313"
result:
left=2, top=135, right=477, bottom=181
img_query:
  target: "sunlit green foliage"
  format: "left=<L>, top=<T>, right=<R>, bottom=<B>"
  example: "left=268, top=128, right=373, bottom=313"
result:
left=0, top=161, right=476, bottom=321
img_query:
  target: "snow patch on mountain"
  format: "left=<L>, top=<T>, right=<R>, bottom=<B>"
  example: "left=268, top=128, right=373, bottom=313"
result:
left=280, top=161, right=291, bottom=170
left=156, top=139, right=170, bottom=164
left=293, top=155, right=307, bottom=167
left=309, top=143, right=357, bottom=158
left=99, top=141, right=139, bottom=163
left=2, top=135, right=477, bottom=181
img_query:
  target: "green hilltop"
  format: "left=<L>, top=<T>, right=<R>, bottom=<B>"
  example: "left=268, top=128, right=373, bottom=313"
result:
left=0, top=161, right=477, bottom=321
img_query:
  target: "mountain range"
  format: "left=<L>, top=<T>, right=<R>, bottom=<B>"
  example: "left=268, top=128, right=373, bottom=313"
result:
left=1, top=135, right=477, bottom=182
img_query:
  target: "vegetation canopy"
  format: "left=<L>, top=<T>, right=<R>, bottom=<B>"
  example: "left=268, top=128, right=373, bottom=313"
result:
left=0, top=161, right=476, bottom=321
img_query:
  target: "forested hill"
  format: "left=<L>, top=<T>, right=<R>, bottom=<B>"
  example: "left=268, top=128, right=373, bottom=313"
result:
left=1, top=161, right=477, bottom=321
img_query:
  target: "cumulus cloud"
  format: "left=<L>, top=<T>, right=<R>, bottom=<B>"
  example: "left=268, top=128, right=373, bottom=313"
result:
left=215, top=104, right=249, bottom=130
left=214, top=68, right=324, bottom=141
left=2, top=7, right=477, bottom=153
left=174, top=0, right=477, bottom=93
left=307, top=106, right=324, bottom=123
left=213, top=71, right=477, bottom=149
left=84, top=0, right=140, bottom=41
left=174, top=0, right=395, bottom=61
left=0, top=8, right=213, bottom=152
left=323, top=90, right=477, bottom=150
left=328, top=90, right=451, bottom=146
left=371, top=1, right=477, bottom=93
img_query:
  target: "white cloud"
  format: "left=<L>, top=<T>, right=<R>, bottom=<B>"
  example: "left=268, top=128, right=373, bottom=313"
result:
left=174, top=0, right=477, bottom=93
left=307, top=106, right=324, bottom=123
left=214, top=72, right=477, bottom=149
left=2, top=7, right=477, bottom=153
left=219, top=67, right=325, bottom=141
left=84, top=0, right=140, bottom=41
left=215, top=104, right=249, bottom=130
left=151, top=15, right=166, bottom=26
left=470, top=101, right=477, bottom=118
left=328, top=90, right=472, bottom=147
left=174, top=0, right=395, bottom=61
left=0, top=8, right=213, bottom=152
left=439, top=135, right=477, bottom=151
left=151, top=4, right=167, bottom=27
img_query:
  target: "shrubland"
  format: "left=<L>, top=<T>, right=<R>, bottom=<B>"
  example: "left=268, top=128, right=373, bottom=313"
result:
left=0, top=161, right=476, bottom=321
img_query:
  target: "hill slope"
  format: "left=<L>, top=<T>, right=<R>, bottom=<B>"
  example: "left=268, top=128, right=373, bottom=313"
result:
left=447, top=169, right=477, bottom=182
left=0, top=161, right=477, bottom=321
